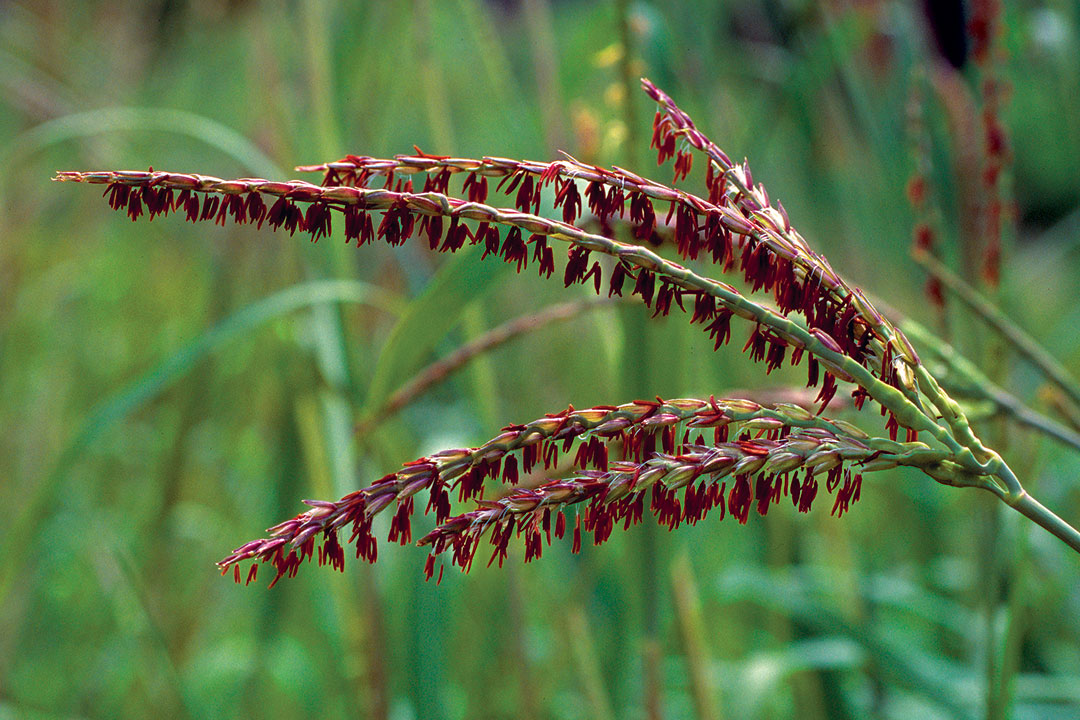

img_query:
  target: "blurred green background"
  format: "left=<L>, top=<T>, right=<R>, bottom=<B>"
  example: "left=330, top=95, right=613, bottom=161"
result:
left=3, top=1, right=1080, bottom=718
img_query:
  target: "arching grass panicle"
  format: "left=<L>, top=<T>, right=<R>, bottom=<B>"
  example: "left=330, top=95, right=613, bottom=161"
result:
left=53, top=78, right=1080, bottom=584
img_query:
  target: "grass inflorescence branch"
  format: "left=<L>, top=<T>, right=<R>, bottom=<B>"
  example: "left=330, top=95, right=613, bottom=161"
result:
left=51, top=166, right=931, bottom=441
left=213, top=397, right=945, bottom=586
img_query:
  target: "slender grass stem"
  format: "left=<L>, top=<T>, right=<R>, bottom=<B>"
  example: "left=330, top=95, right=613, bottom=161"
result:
left=914, top=248, right=1080, bottom=413
left=1006, top=486, right=1080, bottom=554
left=356, top=298, right=616, bottom=433
left=671, top=553, right=721, bottom=720
left=904, top=320, right=1080, bottom=453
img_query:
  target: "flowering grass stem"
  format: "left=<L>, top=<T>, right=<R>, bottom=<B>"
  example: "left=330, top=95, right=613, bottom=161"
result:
left=52, top=78, right=1080, bottom=582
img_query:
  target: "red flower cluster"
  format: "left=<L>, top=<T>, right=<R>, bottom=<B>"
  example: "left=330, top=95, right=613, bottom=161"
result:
left=417, top=436, right=866, bottom=582
left=207, top=395, right=887, bottom=586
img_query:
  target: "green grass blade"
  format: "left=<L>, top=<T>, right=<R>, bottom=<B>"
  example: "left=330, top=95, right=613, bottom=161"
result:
left=360, top=247, right=508, bottom=417
left=0, top=279, right=401, bottom=607
left=5, top=107, right=284, bottom=178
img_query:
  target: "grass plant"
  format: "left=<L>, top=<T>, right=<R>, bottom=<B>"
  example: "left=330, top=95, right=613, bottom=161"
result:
left=11, top=3, right=1080, bottom=717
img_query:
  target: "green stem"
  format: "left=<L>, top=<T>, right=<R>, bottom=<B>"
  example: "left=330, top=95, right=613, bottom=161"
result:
left=617, top=0, right=640, bottom=170
left=671, top=553, right=721, bottom=720
left=356, top=298, right=614, bottom=433
left=567, top=606, right=616, bottom=720
left=909, top=331, right=1080, bottom=554
left=1005, top=485, right=1080, bottom=554
left=912, top=363, right=996, bottom=470
left=521, top=0, right=565, bottom=150
left=914, top=249, right=1080, bottom=412
left=992, top=512, right=1029, bottom=719
left=903, top=319, right=1080, bottom=453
